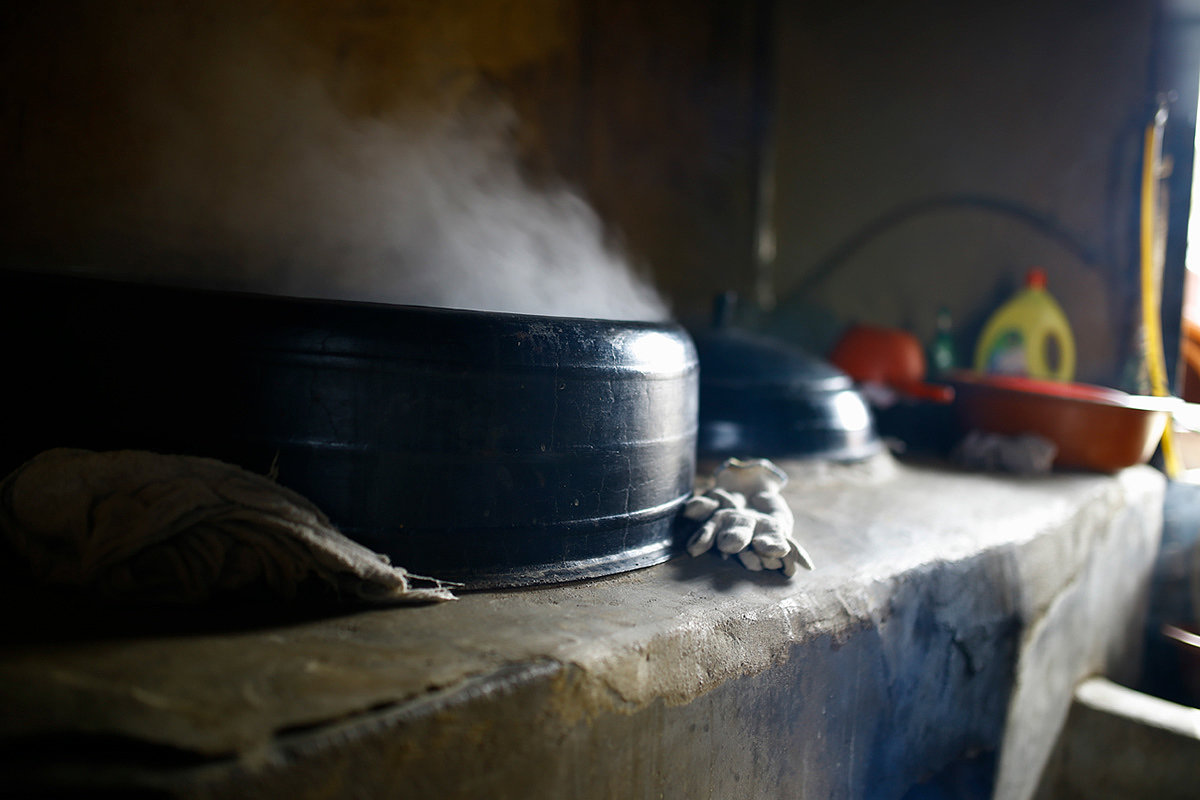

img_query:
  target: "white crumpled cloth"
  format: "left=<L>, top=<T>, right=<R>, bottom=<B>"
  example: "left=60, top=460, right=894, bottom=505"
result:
left=0, top=448, right=456, bottom=605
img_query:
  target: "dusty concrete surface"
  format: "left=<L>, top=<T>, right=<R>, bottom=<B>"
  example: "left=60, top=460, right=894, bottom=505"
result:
left=991, top=477, right=1165, bottom=800
left=0, top=457, right=1164, bottom=798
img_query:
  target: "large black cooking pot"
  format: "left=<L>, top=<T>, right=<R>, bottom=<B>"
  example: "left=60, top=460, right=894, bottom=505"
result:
left=0, top=270, right=698, bottom=589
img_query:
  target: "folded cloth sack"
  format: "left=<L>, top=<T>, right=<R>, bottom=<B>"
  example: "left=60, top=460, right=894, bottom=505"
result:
left=0, top=449, right=457, bottom=605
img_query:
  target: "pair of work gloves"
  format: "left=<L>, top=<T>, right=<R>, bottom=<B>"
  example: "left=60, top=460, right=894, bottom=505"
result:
left=683, top=458, right=814, bottom=577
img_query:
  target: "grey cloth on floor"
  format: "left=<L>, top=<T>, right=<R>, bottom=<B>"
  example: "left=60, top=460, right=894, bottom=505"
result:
left=0, top=448, right=456, bottom=605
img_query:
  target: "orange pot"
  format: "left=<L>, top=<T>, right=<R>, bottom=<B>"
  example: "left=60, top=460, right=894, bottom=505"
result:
left=829, top=324, right=954, bottom=403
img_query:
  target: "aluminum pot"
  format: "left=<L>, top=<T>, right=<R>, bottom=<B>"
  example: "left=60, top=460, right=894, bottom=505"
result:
left=0, top=270, right=699, bottom=588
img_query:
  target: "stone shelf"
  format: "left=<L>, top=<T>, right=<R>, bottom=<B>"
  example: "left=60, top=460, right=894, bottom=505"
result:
left=0, top=456, right=1164, bottom=799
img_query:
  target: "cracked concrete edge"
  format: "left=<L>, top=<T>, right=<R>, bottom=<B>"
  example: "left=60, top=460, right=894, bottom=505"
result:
left=992, top=470, right=1164, bottom=800
left=561, top=467, right=1166, bottom=719
left=4, top=660, right=571, bottom=797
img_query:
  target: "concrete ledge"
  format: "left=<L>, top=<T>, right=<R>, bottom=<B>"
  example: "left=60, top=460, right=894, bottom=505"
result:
left=0, top=457, right=1165, bottom=798
left=1034, top=677, right=1200, bottom=799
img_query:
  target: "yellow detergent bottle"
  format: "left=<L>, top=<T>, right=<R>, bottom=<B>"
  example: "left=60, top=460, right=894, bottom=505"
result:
left=973, top=267, right=1076, bottom=381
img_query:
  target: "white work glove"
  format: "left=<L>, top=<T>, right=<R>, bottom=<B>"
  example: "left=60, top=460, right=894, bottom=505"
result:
left=682, top=458, right=814, bottom=577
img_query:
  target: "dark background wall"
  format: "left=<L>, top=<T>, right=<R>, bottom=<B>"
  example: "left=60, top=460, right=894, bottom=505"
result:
left=0, top=0, right=1190, bottom=385
left=771, top=0, right=1157, bottom=385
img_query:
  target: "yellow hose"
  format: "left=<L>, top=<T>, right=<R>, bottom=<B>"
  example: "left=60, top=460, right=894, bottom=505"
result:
left=1140, top=108, right=1181, bottom=476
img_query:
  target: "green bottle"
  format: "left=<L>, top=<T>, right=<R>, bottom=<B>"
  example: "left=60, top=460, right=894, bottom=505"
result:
left=929, top=306, right=957, bottom=378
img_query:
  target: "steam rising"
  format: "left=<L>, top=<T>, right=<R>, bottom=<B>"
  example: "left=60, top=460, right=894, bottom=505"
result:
left=52, top=18, right=669, bottom=321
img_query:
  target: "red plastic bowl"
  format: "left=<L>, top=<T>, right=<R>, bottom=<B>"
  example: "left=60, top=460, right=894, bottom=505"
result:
left=948, top=370, right=1178, bottom=472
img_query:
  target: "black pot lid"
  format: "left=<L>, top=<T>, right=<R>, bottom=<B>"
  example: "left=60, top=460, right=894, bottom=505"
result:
left=692, top=326, right=853, bottom=393
left=690, top=322, right=880, bottom=462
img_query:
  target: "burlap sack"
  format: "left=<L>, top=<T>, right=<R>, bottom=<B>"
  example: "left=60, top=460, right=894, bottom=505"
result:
left=0, top=449, right=456, bottom=605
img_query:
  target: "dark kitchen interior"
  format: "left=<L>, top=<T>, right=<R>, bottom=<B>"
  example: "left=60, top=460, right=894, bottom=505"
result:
left=4, top=1, right=1200, bottom=797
